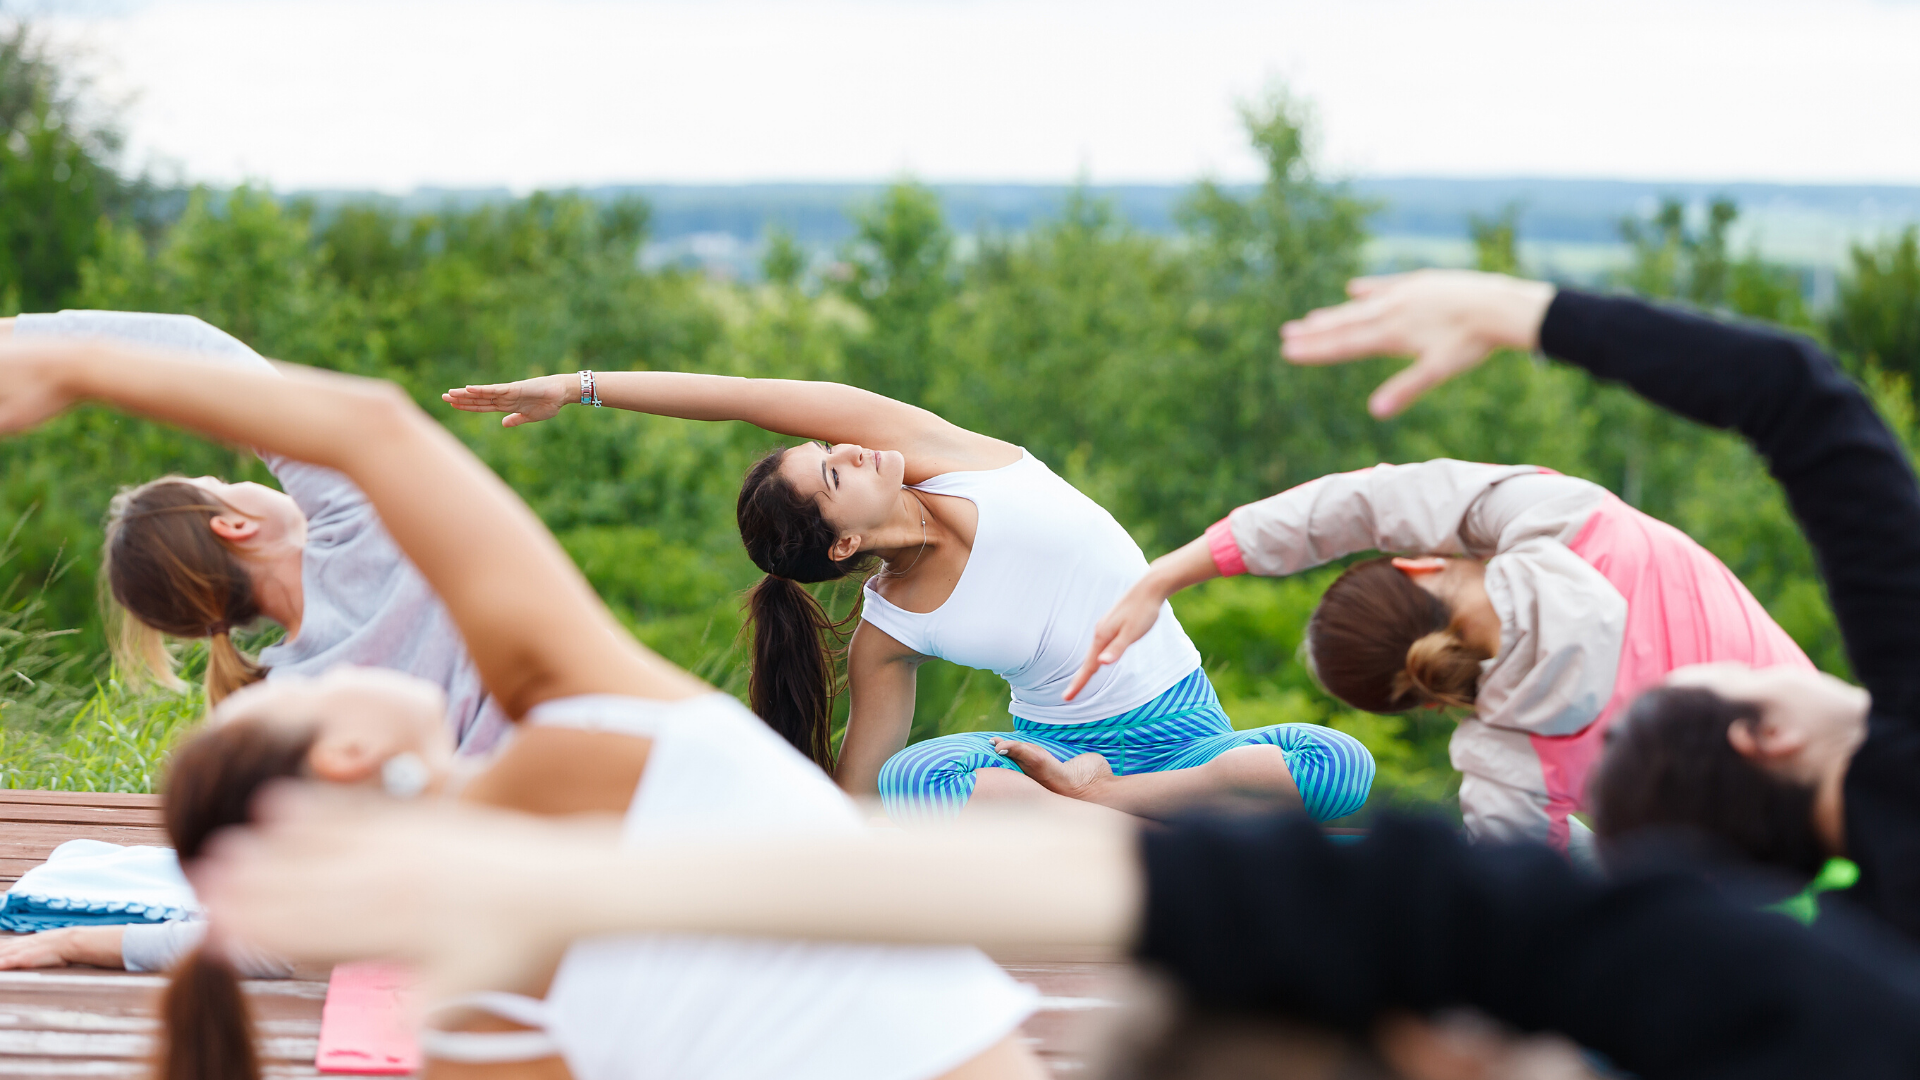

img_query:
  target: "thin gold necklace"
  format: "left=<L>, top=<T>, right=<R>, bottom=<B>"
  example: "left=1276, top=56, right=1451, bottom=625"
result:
left=878, top=490, right=930, bottom=579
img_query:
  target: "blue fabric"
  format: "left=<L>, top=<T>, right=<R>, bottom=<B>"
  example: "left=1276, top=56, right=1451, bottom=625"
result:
left=878, top=668, right=1376, bottom=824
left=0, top=839, right=197, bottom=932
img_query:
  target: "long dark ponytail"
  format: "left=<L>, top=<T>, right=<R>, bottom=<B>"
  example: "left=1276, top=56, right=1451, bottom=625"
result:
left=737, top=447, right=874, bottom=770
left=156, top=718, right=317, bottom=1080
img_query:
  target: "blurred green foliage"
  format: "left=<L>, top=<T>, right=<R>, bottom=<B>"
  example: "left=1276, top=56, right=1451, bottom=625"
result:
left=3, top=56, right=1918, bottom=814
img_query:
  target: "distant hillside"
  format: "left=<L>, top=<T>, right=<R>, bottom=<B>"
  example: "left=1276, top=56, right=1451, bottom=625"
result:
left=294, top=178, right=1920, bottom=281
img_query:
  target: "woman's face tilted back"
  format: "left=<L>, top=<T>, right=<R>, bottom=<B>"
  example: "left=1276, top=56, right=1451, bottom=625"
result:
left=212, top=667, right=457, bottom=792
left=777, top=441, right=909, bottom=559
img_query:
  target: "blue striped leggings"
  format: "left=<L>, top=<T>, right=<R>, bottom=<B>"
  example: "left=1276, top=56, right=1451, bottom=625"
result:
left=877, top=668, right=1376, bottom=824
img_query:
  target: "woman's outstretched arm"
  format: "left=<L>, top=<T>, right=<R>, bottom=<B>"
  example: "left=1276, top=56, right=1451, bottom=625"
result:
left=0, top=338, right=705, bottom=715
left=199, top=787, right=1920, bottom=1077
left=443, top=371, right=1014, bottom=479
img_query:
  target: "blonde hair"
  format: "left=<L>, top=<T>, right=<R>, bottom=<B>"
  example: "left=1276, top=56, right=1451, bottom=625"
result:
left=102, top=478, right=267, bottom=703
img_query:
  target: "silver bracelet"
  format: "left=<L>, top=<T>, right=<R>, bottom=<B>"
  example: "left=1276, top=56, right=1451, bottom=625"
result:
left=578, top=369, right=601, bottom=407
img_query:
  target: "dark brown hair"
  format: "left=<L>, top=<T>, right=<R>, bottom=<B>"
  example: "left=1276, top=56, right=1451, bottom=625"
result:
left=155, top=719, right=317, bottom=1080
left=1306, top=557, right=1490, bottom=713
left=736, top=447, right=874, bottom=769
left=1591, top=685, right=1826, bottom=877
left=104, top=478, right=267, bottom=704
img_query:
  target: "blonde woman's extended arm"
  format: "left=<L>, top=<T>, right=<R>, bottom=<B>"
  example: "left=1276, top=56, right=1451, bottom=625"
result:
left=0, top=338, right=705, bottom=714
left=198, top=786, right=1143, bottom=1000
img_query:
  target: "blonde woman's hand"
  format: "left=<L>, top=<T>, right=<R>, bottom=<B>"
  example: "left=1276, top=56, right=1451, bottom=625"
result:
left=1281, top=270, right=1555, bottom=418
left=0, top=926, right=125, bottom=970
left=441, top=373, right=577, bottom=427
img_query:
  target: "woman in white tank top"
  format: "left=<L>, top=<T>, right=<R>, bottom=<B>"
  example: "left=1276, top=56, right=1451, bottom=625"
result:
left=444, top=370, right=1373, bottom=824
left=0, top=333, right=1040, bottom=1080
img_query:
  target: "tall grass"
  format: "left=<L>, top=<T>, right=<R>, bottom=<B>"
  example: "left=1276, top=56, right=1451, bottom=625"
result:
left=0, top=518, right=204, bottom=793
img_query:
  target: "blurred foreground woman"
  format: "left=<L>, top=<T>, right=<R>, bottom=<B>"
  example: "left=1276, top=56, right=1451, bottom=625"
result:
left=0, top=334, right=1041, bottom=1080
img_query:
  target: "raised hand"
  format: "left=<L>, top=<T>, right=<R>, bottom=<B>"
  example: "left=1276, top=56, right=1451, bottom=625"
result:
left=441, top=373, right=574, bottom=428
left=1280, top=270, right=1555, bottom=418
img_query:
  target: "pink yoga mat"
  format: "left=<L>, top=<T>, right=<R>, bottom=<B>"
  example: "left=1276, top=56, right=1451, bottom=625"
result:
left=315, top=961, right=421, bottom=1075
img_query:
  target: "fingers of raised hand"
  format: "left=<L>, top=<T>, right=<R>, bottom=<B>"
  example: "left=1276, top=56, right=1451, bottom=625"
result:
left=1280, top=297, right=1401, bottom=365
left=1367, top=346, right=1478, bottom=418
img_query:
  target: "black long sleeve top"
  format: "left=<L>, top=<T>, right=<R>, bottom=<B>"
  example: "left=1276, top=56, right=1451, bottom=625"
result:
left=1540, top=290, right=1920, bottom=939
left=1135, top=291, right=1920, bottom=1077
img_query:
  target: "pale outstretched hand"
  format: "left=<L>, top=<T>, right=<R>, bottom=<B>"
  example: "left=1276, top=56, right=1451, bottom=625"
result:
left=0, top=926, right=124, bottom=970
left=442, top=374, right=573, bottom=427
left=1281, top=270, right=1556, bottom=418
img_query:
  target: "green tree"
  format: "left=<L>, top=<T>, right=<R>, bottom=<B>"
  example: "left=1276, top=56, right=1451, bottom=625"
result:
left=1469, top=203, right=1523, bottom=274
left=0, top=19, right=127, bottom=312
left=1831, top=227, right=1920, bottom=391
left=836, top=182, right=954, bottom=405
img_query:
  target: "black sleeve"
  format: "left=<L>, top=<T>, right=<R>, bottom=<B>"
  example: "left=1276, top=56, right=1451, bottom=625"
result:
left=1539, top=290, right=1920, bottom=939
left=1538, top=290, right=1920, bottom=718
left=1137, top=813, right=1920, bottom=1080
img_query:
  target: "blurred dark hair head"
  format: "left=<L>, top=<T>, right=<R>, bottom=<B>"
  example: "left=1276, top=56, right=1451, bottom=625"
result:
left=1591, top=685, right=1825, bottom=878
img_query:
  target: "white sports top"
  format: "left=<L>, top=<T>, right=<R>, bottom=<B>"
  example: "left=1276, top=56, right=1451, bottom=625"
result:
left=494, top=692, right=1035, bottom=1080
left=860, top=451, right=1203, bottom=724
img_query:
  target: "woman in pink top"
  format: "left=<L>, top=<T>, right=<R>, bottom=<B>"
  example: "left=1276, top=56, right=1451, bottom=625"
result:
left=1066, top=458, right=1812, bottom=854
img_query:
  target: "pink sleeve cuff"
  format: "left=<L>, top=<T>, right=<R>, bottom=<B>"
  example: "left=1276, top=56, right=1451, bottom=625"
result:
left=1204, top=516, right=1248, bottom=577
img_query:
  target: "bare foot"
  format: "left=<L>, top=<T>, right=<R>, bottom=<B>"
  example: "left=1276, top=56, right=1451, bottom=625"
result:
left=990, top=739, right=1115, bottom=803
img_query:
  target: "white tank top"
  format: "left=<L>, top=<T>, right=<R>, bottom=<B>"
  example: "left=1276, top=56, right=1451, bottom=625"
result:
left=512, top=693, right=1035, bottom=1080
left=860, top=450, right=1203, bottom=724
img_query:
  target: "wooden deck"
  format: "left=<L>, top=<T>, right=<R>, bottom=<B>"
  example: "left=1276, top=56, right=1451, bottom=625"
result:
left=0, top=790, right=1121, bottom=1078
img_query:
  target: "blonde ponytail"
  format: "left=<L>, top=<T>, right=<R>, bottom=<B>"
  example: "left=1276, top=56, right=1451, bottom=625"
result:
left=107, top=600, right=187, bottom=692
left=204, top=631, right=267, bottom=705
left=102, top=477, right=268, bottom=701
left=1395, top=629, right=1488, bottom=710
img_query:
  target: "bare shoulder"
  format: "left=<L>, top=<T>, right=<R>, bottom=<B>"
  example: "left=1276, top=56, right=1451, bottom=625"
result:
left=902, top=420, right=1021, bottom=483
left=0, top=317, right=14, bottom=338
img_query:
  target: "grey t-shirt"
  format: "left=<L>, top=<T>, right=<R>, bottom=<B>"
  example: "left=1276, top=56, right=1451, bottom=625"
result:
left=17, top=311, right=514, bottom=972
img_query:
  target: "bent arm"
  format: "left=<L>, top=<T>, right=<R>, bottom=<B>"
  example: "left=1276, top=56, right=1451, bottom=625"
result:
left=1540, top=292, right=1920, bottom=718
left=9, top=339, right=704, bottom=715
left=1215, top=459, right=1551, bottom=578
left=449, top=370, right=1015, bottom=479
left=835, top=623, right=924, bottom=794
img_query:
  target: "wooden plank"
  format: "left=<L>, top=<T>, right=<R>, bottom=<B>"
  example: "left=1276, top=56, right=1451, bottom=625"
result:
left=0, top=829, right=173, bottom=855
left=0, top=809, right=162, bottom=830
left=0, top=796, right=158, bottom=812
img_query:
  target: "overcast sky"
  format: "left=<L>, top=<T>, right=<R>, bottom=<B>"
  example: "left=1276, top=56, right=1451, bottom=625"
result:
left=34, top=0, right=1920, bottom=192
